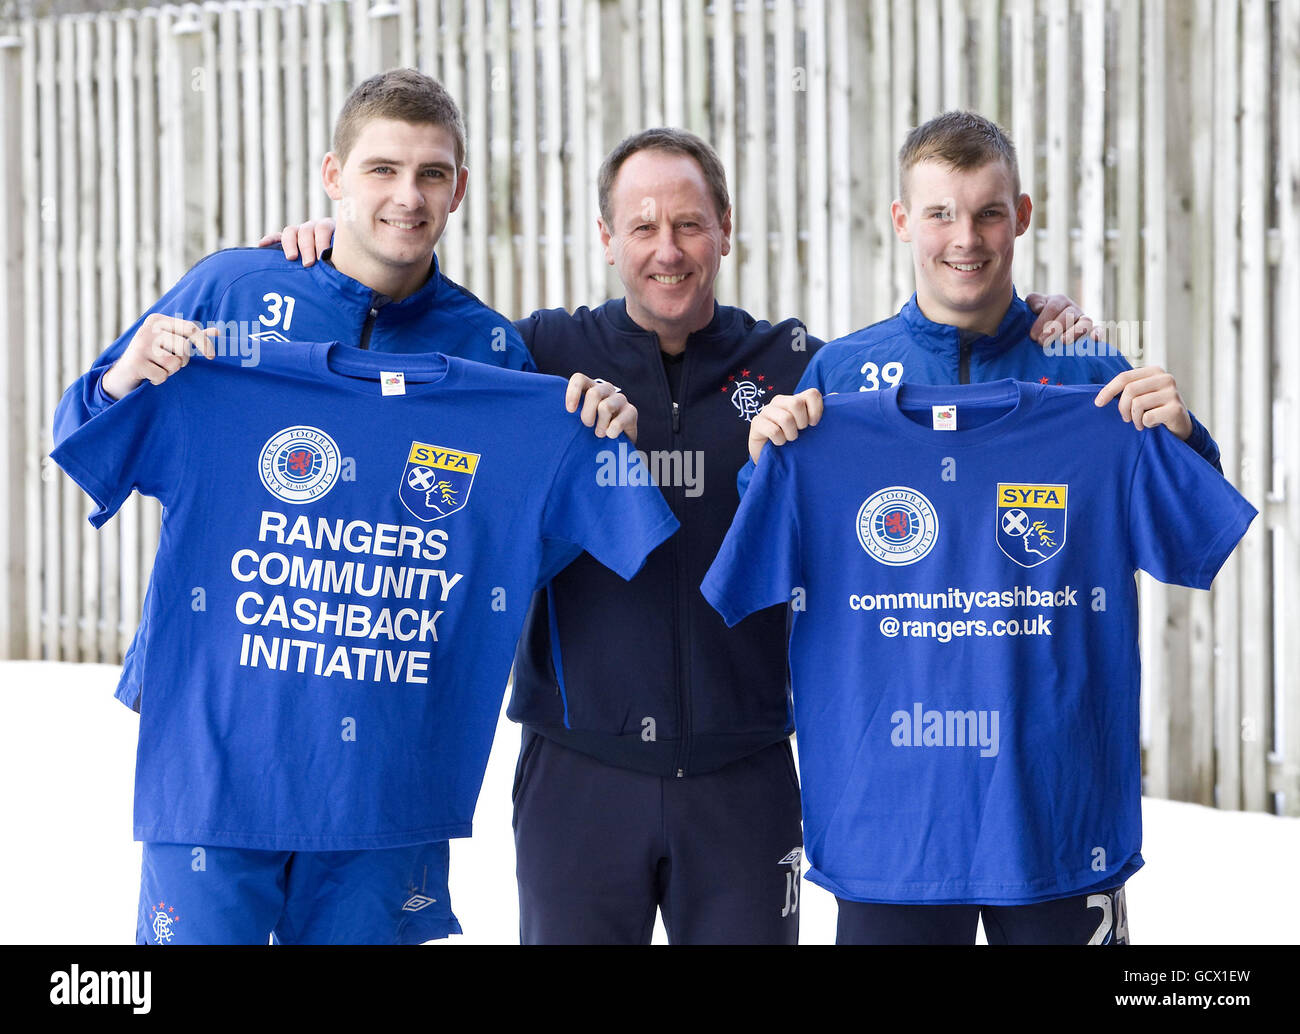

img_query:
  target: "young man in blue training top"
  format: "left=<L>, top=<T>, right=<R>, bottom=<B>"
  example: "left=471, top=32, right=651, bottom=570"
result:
left=57, top=68, right=635, bottom=715
left=746, top=110, right=1222, bottom=944
left=746, top=111, right=1218, bottom=474
left=54, top=68, right=637, bottom=946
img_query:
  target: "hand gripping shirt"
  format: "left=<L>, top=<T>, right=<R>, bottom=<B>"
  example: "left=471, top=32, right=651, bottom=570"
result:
left=52, top=343, right=677, bottom=850
left=53, top=246, right=533, bottom=711
left=704, top=380, right=1255, bottom=904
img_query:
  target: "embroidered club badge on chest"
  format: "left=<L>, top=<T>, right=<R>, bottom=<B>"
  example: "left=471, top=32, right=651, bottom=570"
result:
left=720, top=367, right=773, bottom=422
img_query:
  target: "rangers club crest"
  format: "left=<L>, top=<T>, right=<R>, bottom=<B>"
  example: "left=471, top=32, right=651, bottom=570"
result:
left=258, top=426, right=342, bottom=504
left=149, top=901, right=180, bottom=944
left=720, top=367, right=772, bottom=422
left=399, top=442, right=480, bottom=522
left=856, top=487, right=939, bottom=566
left=997, top=483, right=1067, bottom=567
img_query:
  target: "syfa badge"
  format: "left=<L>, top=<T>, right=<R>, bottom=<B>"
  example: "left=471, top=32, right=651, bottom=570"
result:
left=399, top=442, right=480, bottom=522
left=996, top=483, right=1067, bottom=567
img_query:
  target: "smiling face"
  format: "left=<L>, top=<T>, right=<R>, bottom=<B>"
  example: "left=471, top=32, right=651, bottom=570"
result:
left=322, top=118, right=469, bottom=301
left=891, top=158, right=1032, bottom=335
left=598, top=149, right=732, bottom=354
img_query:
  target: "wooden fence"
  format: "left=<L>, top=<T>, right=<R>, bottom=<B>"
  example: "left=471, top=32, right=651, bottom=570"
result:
left=0, top=0, right=1296, bottom=815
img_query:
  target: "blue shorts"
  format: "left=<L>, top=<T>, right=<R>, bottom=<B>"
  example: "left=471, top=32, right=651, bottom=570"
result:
left=137, top=841, right=462, bottom=945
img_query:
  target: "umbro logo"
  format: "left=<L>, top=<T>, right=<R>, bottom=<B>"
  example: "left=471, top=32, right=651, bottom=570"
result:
left=779, top=848, right=802, bottom=918
left=402, top=894, right=438, bottom=912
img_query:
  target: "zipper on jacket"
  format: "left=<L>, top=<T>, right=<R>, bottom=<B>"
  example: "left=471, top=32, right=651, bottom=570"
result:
left=359, top=306, right=379, bottom=350
left=671, top=343, right=694, bottom=778
left=651, top=333, right=691, bottom=778
left=959, top=336, right=971, bottom=384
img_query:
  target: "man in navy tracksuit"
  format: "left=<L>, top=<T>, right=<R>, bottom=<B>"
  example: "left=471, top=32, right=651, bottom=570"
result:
left=510, top=316, right=814, bottom=944
left=505, top=130, right=814, bottom=944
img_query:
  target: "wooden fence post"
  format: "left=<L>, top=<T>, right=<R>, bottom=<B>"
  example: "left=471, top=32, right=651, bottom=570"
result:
left=1140, top=0, right=1172, bottom=802
left=93, top=12, right=120, bottom=663
left=1239, top=0, right=1273, bottom=813
left=75, top=14, right=99, bottom=662
left=1278, top=0, right=1300, bottom=818
left=20, top=17, right=39, bottom=662
left=1186, top=0, right=1218, bottom=806
left=0, top=31, right=24, bottom=660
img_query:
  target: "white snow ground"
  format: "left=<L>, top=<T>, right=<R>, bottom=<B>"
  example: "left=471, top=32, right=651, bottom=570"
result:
left=2, top=660, right=1296, bottom=945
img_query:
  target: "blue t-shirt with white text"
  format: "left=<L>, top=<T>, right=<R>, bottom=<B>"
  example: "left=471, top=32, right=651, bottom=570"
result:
left=53, top=343, right=678, bottom=850
left=53, top=247, right=534, bottom=711
left=704, top=380, right=1254, bottom=904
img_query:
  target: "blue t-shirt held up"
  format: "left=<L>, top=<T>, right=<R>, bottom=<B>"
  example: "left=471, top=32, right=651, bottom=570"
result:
left=53, top=343, right=678, bottom=851
left=704, top=380, right=1255, bottom=905
left=54, top=246, right=534, bottom=713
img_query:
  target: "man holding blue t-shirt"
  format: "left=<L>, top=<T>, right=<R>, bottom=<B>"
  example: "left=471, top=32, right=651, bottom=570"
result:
left=742, top=111, right=1227, bottom=944
left=52, top=69, right=642, bottom=946
left=56, top=69, right=636, bottom=715
left=54, top=341, right=676, bottom=946
left=706, top=379, right=1252, bottom=945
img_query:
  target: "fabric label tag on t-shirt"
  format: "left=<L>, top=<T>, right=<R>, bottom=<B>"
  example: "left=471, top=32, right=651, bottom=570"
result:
left=381, top=371, right=406, bottom=397
left=932, top=405, right=956, bottom=430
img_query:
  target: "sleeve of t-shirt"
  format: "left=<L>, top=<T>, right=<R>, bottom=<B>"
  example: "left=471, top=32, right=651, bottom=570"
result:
left=1182, top=412, right=1221, bottom=472
left=52, top=259, right=226, bottom=445
left=536, top=423, right=680, bottom=586
left=705, top=445, right=803, bottom=627
left=1093, top=350, right=1222, bottom=472
left=50, top=377, right=187, bottom=528
left=1127, top=426, right=1256, bottom=589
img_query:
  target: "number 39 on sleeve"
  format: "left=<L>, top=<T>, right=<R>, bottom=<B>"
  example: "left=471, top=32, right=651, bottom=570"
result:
left=859, top=361, right=903, bottom=391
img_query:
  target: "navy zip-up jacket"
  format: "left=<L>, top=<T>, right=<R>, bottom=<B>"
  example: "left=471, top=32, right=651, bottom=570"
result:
left=509, top=299, right=824, bottom=776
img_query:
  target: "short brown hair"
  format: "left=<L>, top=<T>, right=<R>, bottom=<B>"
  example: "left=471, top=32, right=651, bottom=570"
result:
left=898, top=110, right=1020, bottom=205
left=332, top=68, right=466, bottom=167
left=597, top=128, right=730, bottom=226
